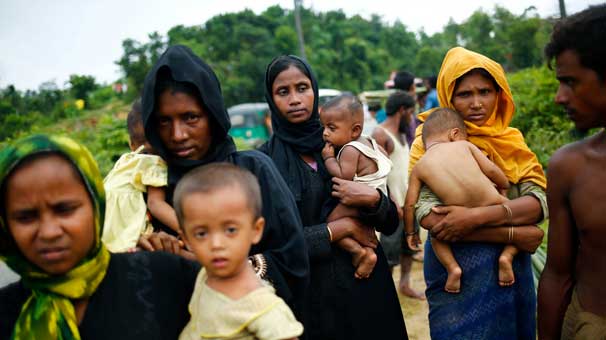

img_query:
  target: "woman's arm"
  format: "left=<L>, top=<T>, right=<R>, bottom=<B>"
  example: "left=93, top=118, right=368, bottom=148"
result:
left=331, top=177, right=399, bottom=235
left=418, top=183, right=546, bottom=243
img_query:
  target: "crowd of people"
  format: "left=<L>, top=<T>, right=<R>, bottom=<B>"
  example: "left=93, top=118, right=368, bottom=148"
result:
left=0, top=4, right=605, bottom=340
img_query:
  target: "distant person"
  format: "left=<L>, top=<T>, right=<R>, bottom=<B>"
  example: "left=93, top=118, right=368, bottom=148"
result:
left=405, top=108, right=519, bottom=294
left=320, top=94, right=393, bottom=279
left=176, top=163, right=303, bottom=340
left=102, top=99, right=179, bottom=252
left=371, top=90, right=424, bottom=299
left=393, top=71, right=420, bottom=145
left=538, top=5, right=606, bottom=339
left=423, top=76, right=439, bottom=110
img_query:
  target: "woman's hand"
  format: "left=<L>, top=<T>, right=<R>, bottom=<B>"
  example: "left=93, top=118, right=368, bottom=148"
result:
left=429, top=205, right=481, bottom=242
left=331, top=177, right=380, bottom=208
left=329, top=217, right=378, bottom=248
left=137, top=231, right=196, bottom=261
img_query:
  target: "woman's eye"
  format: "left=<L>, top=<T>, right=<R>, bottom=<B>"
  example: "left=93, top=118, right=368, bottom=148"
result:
left=185, top=114, right=199, bottom=122
left=55, top=203, right=77, bottom=215
left=14, top=213, right=36, bottom=224
left=297, top=85, right=308, bottom=92
left=456, top=92, right=470, bottom=98
left=158, top=117, right=170, bottom=126
left=278, top=89, right=288, bottom=96
left=480, top=89, right=491, bottom=95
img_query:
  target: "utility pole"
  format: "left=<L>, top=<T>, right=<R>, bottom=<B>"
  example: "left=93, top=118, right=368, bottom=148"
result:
left=293, top=0, right=307, bottom=59
left=559, top=0, right=567, bottom=18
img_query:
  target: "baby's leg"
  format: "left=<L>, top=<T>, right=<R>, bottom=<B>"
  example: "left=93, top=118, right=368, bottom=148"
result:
left=431, top=238, right=462, bottom=293
left=327, top=203, right=359, bottom=222
left=337, top=237, right=377, bottom=279
left=498, top=245, right=519, bottom=286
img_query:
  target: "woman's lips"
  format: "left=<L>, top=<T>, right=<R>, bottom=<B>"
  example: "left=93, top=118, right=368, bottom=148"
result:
left=39, top=247, right=68, bottom=262
left=174, top=147, right=194, bottom=158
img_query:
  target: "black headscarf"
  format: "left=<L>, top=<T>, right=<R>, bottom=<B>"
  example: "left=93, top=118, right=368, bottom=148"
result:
left=141, top=45, right=237, bottom=187
left=260, top=55, right=330, bottom=201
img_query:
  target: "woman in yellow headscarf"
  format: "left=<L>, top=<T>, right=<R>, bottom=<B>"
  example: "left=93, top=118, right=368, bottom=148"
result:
left=409, top=47, right=547, bottom=339
left=0, top=134, right=199, bottom=339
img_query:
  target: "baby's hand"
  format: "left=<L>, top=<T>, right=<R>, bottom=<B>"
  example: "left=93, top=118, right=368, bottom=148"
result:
left=406, top=233, right=421, bottom=251
left=322, top=142, right=335, bottom=160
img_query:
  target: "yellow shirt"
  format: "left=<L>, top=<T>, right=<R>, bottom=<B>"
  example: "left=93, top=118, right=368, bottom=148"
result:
left=102, top=147, right=167, bottom=252
left=180, top=269, right=303, bottom=340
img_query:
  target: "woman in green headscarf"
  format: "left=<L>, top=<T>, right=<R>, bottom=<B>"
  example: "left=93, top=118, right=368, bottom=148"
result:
left=0, top=134, right=199, bottom=340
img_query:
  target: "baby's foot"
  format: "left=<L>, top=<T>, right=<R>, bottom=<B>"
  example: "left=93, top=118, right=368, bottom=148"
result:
left=354, top=249, right=377, bottom=279
left=498, top=254, right=515, bottom=286
left=444, top=266, right=462, bottom=293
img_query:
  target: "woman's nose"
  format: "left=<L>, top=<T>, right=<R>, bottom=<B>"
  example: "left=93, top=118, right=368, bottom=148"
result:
left=38, top=215, right=63, bottom=241
left=172, top=122, right=189, bottom=143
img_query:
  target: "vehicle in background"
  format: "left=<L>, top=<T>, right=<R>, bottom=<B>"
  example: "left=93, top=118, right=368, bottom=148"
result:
left=318, top=88, right=342, bottom=109
left=227, top=102, right=270, bottom=149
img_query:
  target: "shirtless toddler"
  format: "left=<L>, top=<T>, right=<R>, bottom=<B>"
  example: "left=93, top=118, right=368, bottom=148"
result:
left=320, top=94, right=392, bottom=279
left=405, top=108, right=517, bottom=293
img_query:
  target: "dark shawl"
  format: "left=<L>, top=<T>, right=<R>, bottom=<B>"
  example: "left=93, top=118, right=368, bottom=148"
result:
left=141, top=45, right=308, bottom=308
left=258, top=55, right=331, bottom=201
left=142, top=44, right=237, bottom=186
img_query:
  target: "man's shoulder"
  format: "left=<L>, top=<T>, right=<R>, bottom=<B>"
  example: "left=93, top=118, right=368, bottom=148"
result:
left=549, top=139, right=591, bottom=172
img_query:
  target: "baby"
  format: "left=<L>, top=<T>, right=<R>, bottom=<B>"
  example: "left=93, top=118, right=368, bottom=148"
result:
left=320, top=94, right=393, bottom=279
left=174, top=163, right=303, bottom=340
left=102, top=99, right=179, bottom=252
left=404, top=108, right=517, bottom=293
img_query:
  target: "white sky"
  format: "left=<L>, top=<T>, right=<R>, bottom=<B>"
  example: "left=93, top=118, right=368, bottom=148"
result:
left=0, top=0, right=601, bottom=91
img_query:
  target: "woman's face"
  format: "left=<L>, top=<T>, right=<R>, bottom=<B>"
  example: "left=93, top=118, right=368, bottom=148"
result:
left=271, top=66, right=315, bottom=124
left=156, top=89, right=212, bottom=160
left=451, top=72, right=498, bottom=127
left=5, top=155, right=95, bottom=275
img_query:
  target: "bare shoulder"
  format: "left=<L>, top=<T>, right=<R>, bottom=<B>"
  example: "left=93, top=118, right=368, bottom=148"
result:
left=339, top=144, right=363, bottom=158
left=548, top=138, right=591, bottom=176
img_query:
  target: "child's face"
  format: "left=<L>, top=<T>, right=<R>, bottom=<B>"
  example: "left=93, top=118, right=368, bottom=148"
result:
left=181, top=186, right=264, bottom=280
left=320, top=108, right=356, bottom=148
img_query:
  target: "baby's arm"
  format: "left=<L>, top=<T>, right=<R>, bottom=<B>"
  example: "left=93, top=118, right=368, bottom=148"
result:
left=147, top=186, right=180, bottom=233
left=323, top=145, right=360, bottom=180
left=467, top=142, right=510, bottom=192
left=404, top=168, right=423, bottom=250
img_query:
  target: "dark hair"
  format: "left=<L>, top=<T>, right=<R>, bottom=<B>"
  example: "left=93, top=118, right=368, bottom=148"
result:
left=393, top=71, right=415, bottom=91
left=266, top=56, right=311, bottom=90
left=368, top=101, right=382, bottom=112
left=321, top=93, right=364, bottom=120
left=454, top=68, right=500, bottom=94
left=422, top=108, right=467, bottom=146
left=385, top=91, right=415, bottom=116
left=173, top=163, right=262, bottom=229
left=545, top=4, right=606, bottom=80
left=126, top=98, right=146, bottom=148
left=426, top=76, right=438, bottom=89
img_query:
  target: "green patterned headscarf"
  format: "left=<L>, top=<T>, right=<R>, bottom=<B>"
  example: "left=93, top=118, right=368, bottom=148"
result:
left=0, top=134, right=110, bottom=340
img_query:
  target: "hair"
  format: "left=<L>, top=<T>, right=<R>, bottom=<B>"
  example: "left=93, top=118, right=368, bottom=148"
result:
left=385, top=91, right=416, bottom=116
left=173, top=163, right=262, bottom=229
left=426, top=75, right=438, bottom=89
left=422, top=108, right=467, bottom=146
left=367, top=101, right=382, bottom=112
left=266, top=55, right=311, bottom=89
left=545, top=4, right=606, bottom=80
left=454, top=68, right=500, bottom=93
left=126, top=98, right=146, bottom=148
left=321, top=93, right=364, bottom=122
left=393, top=71, right=415, bottom=91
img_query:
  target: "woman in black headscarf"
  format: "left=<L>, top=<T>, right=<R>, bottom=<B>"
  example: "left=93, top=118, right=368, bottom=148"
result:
left=140, top=45, right=308, bottom=314
left=259, top=55, right=408, bottom=340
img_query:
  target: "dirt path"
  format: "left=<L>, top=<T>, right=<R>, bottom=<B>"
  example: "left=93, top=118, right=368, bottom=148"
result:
left=394, top=260, right=430, bottom=340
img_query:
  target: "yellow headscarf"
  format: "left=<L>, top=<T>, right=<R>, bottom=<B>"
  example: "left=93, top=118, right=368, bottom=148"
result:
left=409, top=47, right=546, bottom=189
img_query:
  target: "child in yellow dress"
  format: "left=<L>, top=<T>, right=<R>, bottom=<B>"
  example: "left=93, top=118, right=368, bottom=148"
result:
left=174, top=163, right=303, bottom=340
left=102, top=99, right=179, bottom=252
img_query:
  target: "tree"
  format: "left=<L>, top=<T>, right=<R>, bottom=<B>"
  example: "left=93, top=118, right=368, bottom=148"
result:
left=68, top=74, right=98, bottom=105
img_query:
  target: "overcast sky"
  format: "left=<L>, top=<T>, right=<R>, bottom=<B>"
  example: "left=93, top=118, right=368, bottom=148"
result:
left=0, top=0, right=601, bottom=91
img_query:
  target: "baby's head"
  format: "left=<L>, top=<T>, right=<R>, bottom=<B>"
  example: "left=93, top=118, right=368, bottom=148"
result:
left=422, top=108, right=468, bottom=148
left=320, top=94, right=364, bottom=148
left=126, top=98, right=153, bottom=152
left=173, top=163, right=265, bottom=278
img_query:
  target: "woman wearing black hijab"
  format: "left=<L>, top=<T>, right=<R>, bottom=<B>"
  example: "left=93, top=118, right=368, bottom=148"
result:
left=259, top=55, right=408, bottom=340
left=140, top=45, right=308, bottom=314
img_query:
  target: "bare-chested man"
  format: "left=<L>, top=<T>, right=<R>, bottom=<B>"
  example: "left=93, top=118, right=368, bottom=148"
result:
left=538, top=4, right=606, bottom=339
